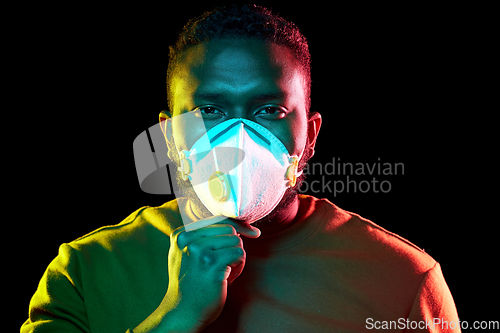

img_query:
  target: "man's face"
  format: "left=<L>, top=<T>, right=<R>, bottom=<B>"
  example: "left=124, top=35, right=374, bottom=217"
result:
left=170, top=38, right=310, bottom=159
left=167, top=38, right=319, bottom=222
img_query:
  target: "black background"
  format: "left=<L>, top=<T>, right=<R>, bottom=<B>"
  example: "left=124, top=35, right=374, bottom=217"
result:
left=13, top=1, right=497, bottom=330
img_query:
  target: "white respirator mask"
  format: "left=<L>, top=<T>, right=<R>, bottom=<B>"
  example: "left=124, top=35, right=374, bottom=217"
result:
left=176, top=118, right=303, bottom=223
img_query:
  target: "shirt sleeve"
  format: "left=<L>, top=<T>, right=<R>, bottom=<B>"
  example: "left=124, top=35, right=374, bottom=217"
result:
left=405, top=262, right=461, bottom=332
left=21, top=244, right=90, bottom=333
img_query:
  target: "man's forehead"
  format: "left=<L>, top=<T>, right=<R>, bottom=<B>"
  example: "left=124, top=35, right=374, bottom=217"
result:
left=180, top=38, right=294, bottom=67
left=183, top=40, right=290, bottom=76
left=174, top=39, right=303, bottom=103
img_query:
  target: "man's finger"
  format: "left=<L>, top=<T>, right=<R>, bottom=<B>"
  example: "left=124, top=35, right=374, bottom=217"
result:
left=177, top=224, right=236, bottom=249
left=220, top=220, right=261, bottom=239
left=181, top=214, right=261, bottom=239
left=183, top=215, right=227, bottom=232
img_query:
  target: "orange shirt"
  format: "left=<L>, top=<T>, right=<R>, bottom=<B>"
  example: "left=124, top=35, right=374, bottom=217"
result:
left=22, top=195, right=460, bottom=332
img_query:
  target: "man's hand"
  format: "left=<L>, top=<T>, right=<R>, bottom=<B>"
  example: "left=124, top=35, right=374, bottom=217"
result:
left=133, top=216, right=260, bottom=333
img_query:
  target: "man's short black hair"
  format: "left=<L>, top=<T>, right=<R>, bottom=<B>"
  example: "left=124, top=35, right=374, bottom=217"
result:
left=167, top=4, right=312, bottom=113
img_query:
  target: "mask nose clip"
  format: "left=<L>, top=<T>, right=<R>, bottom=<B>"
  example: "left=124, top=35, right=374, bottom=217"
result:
left=208, top=171, right=230, bottom=202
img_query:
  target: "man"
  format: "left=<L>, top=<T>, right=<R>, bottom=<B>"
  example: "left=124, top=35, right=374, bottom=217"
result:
left=22, top=5, right=460, bottom=332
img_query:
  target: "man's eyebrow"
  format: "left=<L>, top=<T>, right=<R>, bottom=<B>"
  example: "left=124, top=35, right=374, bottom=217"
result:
left=193, top=93, right=225, bottom=101
left=193, top=92, right=286, bottom=102
left=254, top=92, right=286, bottom=101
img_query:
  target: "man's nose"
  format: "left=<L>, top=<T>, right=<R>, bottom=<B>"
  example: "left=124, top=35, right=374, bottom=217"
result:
left=225, top=105, right=254, bottom=120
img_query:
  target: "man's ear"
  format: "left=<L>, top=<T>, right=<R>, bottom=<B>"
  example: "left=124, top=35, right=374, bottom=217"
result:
left=159, top=110, right=172, bottom=142
left=307, top=112, right=322, bottom=152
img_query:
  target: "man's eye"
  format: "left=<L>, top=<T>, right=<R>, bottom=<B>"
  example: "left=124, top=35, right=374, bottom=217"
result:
left=263, top=107, right=279, bottom=114
left=255, top=106, right=287, bottom=119
left=197, top=106, right=224, bottom=118
left=200, top=107, right=219, bottom=114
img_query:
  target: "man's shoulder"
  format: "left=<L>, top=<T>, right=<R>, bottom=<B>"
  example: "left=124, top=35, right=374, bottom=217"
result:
left=34, top=199, right=187, bottom=331
left=308, top=196, right=437, bottom=275
left=66, top=198, right=186, bottom=252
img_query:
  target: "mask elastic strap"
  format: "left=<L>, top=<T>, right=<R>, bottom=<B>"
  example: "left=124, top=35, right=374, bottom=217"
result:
left=285, top=137, right=308, bottom=187
left=177, top=149, right=192, bottom=181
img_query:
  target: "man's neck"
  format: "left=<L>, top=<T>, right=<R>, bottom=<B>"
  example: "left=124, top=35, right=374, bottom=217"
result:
left=251, top=194, right=300, bottom=235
